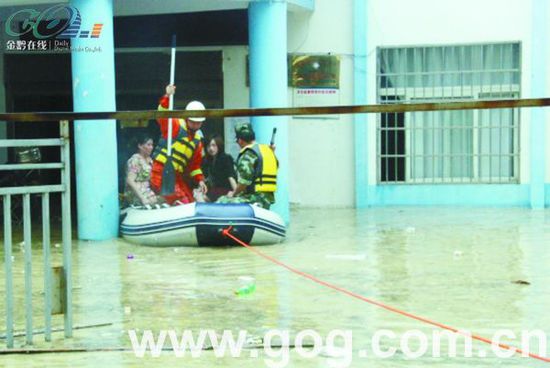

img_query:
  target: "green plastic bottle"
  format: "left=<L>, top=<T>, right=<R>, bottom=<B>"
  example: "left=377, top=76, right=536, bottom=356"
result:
left=235, top=277, right=256, bottom=296
left=235, top=283, right=256, bottom=296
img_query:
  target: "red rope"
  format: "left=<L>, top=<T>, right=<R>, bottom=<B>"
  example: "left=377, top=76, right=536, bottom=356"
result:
left=222, top=226, right=550, bottom=363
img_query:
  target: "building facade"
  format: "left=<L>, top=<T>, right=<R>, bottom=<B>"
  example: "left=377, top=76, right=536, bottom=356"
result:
left=0, top=0, right=548, bottom=239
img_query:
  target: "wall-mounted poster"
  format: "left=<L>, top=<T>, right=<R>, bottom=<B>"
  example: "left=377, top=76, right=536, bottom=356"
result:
left=246, top=54, right=340, bottom=89
left=290, top=55, right=340, bottom=88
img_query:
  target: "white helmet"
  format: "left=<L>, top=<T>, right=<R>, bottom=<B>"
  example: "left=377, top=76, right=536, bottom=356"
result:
left=185, top=100, right=206, bottom=122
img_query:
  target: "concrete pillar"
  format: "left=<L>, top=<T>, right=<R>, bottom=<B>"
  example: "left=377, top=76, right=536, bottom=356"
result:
left=248, top=1, right=289, bottom=223
left=71, top=0, right=119, bottom=239
left=530, top=0, right=548, bottom=208
left=354, top=0, right=368, bottom=207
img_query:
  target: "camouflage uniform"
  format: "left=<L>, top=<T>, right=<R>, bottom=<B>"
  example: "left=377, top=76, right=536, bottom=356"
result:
left=216, top=149, right=275, bottom=209
left=217, top=122, right=275, bottom=209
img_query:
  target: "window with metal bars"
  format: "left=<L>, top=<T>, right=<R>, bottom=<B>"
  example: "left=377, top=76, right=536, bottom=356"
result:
left=377, top=43, right=520, bottom=184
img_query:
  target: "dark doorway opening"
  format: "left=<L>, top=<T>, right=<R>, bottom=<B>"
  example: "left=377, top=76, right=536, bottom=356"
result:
left=3, top=52, right=76, bottom=224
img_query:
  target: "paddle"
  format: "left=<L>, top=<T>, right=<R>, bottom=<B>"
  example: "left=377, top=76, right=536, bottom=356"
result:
left=160, top=35, right=177, bottom=195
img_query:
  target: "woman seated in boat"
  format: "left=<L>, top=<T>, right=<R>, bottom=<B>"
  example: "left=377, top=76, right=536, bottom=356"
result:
left=199, top=135, right=237, bottom=202
left=124, top=134, right=163, bottom=206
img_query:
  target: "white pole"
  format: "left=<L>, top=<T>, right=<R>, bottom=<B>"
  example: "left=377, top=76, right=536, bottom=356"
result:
left=167, top=35, right=176, bottom=156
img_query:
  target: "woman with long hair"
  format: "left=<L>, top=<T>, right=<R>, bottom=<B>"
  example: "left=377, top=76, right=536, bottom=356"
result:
left=201, top=135, right=237, bottom=202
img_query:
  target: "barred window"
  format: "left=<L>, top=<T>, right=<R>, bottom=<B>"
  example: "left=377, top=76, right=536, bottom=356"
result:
left=377, top=43, right=520, bottom=184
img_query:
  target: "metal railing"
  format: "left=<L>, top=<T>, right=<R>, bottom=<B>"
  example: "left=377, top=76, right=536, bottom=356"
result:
left=1, top=120, right=72, bottom=347
left=0, top=97, right=549, bottom=122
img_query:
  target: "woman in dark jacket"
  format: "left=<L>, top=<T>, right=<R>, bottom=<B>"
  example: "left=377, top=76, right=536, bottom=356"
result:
left=201, top=135, right=237, bottom=202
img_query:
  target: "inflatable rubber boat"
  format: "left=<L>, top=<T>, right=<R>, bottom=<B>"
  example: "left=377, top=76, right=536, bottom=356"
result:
left=120, top=202, right=286, bottom=247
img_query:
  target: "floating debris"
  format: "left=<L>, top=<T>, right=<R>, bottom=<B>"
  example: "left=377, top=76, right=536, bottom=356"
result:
left=235, top=284, right=256, bottom=296
left=512, top=280, right=530, bottom=285
left=126, top=254, right=134, bottom=260
left=245, top=336, right=263, bottom=347
left=235, top=276, right=256, bottom=296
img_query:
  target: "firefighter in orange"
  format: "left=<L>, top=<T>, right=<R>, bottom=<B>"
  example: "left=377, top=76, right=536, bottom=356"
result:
left=150, top=84, right=208, bottom=204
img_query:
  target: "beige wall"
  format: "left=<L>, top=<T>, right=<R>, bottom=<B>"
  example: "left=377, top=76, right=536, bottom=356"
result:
left=221, top=0, right=356, bottom=207
left=287, top=0, right=355, bottom=207
left=222, top=46, right=250, bottom=160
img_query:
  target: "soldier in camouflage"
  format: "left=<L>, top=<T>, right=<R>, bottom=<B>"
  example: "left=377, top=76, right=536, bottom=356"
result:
left=216, top=123, right=277, bottom=209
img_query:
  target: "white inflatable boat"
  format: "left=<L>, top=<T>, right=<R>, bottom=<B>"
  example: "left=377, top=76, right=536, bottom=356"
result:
left=120, top=202, right=286, bottom=247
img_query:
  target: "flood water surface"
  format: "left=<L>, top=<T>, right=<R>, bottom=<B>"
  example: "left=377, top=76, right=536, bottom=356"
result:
left=1, top=207, right=549, bottom=367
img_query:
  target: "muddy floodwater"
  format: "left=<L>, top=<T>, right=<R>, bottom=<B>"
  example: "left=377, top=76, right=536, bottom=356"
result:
left=1, top=207, right=549, bottom=367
